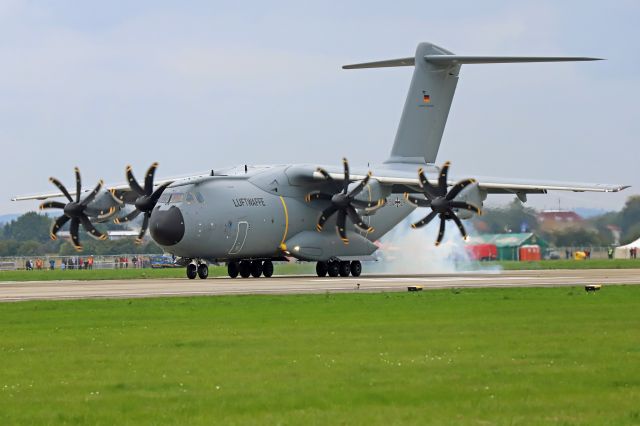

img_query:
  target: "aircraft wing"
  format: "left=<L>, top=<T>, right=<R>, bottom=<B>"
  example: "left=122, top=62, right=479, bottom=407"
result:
left=11, top=174, right=212, bottom=202
left=10, top=179, right=173, bottom=203
left=309, top=167, right=629, bottom=194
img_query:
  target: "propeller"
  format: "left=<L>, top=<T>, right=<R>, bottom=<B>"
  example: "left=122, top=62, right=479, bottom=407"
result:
left=114, top=162, right=172, bottom=244
left=39, top=167, right=107, bottom=251
left=404, top=161, right=482, bottom=246
left=305, top=158, right=386, bottom=244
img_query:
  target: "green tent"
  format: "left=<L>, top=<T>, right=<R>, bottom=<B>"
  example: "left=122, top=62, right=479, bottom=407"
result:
left=470, top=233, right=548, bottom=261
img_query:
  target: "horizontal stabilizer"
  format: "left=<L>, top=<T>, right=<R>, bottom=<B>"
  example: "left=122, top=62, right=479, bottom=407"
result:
left=424, top=55, right=603, bottom=64
left=343, top=55, right=602, bottom=69
left=343, top=57, right=415, bottom=69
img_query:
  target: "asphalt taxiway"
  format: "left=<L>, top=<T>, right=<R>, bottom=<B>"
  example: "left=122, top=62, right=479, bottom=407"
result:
left=1, top=269, right=639, bottom=302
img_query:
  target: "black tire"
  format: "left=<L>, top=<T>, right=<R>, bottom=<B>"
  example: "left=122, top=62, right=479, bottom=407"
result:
left=186, top=263, right=197, bottom=280
left=316, top=261, right=328, bottom=277
left=327, top=261, right=339, bottom=277
left=250, top=260, right=263, bottom=278
left=227, top=261, right=239, bottom=278
left=350, top=260, right=362, bottom=277
left=339, top=261, right=351, bottom=277
left=239, top=260, right=251, bottom=278
left=197, top=263, right=209, bottom=279
left=263, top=260, right=274, bottom=278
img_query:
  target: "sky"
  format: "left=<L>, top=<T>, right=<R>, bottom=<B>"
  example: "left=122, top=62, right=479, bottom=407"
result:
left=0, top=0, right=638, bottom=214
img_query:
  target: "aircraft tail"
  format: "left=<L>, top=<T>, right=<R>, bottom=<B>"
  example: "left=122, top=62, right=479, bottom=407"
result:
left=343, top=42, right=602, bottom=165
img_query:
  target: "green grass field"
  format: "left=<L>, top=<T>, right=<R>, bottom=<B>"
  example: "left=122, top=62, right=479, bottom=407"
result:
left=0, top=263, right=315, bottom=282
left=492, top=258, right=640, bottom=270
left=1, top=287, right=639, bottom=425
left=2, top=259, right=640, bottom=282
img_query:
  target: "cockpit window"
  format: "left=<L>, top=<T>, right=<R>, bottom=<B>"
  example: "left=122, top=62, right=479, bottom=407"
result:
left=158, top=193, right=170, bottom=204
left=185, top=192, right=195, bottom=203
left=169, top=193, right=184, bottom=203
left=195, top=192, right=205, bottom=203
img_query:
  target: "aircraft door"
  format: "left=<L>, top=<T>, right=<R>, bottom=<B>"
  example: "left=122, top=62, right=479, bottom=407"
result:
left=228, top=221, right=249, bottom=255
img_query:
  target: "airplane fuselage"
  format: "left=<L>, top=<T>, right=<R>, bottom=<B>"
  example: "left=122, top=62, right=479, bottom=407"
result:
left=149, top=165, right=415, bottom=262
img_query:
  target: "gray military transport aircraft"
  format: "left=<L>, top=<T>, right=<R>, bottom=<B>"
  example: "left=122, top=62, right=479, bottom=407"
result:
left=13, top=42, right=628, bottom=279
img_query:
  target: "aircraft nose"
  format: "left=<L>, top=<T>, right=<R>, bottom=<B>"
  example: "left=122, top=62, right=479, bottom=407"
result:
left=149, top=206, right=185, bottom=246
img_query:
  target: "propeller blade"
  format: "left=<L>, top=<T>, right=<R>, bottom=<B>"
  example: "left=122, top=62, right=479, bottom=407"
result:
left=69, top=218, right=82, bottom=251
left=346, top=205, right=373, bottom=232
left=446, top=178, right=477, bottom=201
left=410, top=210, right=438, bottom=229
left=81, top=180, right=104, bottom=207
left=49, top=177, right=73, bottom=203
left=336, top=209, right=348, bottom=244
left=304, top=191, right=332, bottom=203
left=403, top=193, right=432, bottom=208
left=109, top=188, right=125, bottom=205
left=438, top=161, right=450, bottom=196
left=80, top=216, right=107, bottom=240
left=449, top=211, right=469, bottom=241
left=74, top=167, right=82, bottom=203
left=347, top=172, right=371, bottom=198
left=136, top=213, right=150, bottom=244
left=144, top=162, right=159, bottom=195
left=50, top=215, right=70, bottom=240
left=316, top=167, right=336, bottom=185
left=435, top=216, right=446, bottom=246
left=114, top=209, right=141, bottom=224
left=342, top=158, right=350, bottom=194
left=39, top=201, right=66, bottom=210
left=351, top=198, right=386, bottom=210
left=150, top=181, right=172, bottom=204
left=316, top=205, right=338, bottom=231
left=449, top=201, right=482, bottom=215
left=126, top=165, right=145, bottom=196
left=417, top=168, right=438, bottom=199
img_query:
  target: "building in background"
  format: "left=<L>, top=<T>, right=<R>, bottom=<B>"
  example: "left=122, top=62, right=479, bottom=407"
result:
left=469, top=233, right=548, bottom=261
left=537, top=210, right=584, bottom=232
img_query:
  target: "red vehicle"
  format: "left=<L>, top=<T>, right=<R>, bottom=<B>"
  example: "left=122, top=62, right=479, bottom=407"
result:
left=465, top=244, right=497, bottom=261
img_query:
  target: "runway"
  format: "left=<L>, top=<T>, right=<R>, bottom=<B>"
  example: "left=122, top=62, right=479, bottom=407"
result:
left=1, top=269, right=639, bottom=302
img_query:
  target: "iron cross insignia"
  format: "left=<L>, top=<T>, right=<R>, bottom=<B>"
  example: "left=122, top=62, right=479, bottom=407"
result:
left=394, top=197, right=402, bottom=207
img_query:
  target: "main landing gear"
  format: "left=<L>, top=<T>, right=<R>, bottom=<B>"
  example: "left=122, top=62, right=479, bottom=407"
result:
left=227, top=260, right=274, bottom=279
left=316, top=260, right=362, bottom=278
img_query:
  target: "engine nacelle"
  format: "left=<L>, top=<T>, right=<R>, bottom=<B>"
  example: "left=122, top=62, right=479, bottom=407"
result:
left=452, top=182, right=484, bottom=220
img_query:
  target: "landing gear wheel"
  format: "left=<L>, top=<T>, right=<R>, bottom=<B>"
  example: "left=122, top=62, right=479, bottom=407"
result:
left=327, top=261, right=339, bottom=277
left=350, top=260, right=362, bottom=277
left=186, top=263, right=197, bottom=280
left=227, top=261, right=239, bottom=278
left=339, top=261, right=351, bottom=277
left=250, top=260, right=263, bottom=278
left=197, top=263, right=209, bottom=279
left=239, top=260, right=251, bottom=278
left=262, top=260, right=274, bottom=278
left=316, top=261, right=328, bottom=277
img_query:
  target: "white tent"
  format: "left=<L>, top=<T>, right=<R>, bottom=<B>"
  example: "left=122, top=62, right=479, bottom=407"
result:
left=614, top=237, right=640, bottom=259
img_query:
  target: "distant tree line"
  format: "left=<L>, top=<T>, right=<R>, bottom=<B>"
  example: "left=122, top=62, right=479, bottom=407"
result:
left=472, top=195, right=640, bottom=247
left=0, top=212, right=163, bottom=257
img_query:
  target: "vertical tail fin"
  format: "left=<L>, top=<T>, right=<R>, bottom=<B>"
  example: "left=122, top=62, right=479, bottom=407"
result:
left=343, top=43, right=602, bottom=165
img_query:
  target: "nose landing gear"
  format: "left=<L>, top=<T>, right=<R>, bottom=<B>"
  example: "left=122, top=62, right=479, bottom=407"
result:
left=186, top=261, right=210, bottom=280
